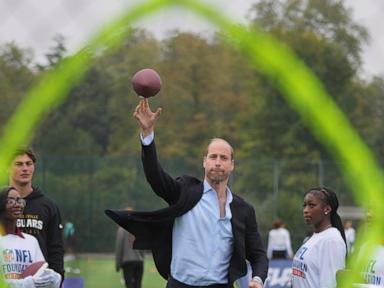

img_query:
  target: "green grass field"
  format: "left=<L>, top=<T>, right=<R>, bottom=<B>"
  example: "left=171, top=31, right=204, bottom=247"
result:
left=64, top=254, right=166, bottom=288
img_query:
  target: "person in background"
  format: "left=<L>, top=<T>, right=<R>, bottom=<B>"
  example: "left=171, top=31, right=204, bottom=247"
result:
left=344, top=219, right=356, bottom=254
left=0, top=186, right=61, bottom=288
left=356, top=244, right=384, bottom=287
left=267, top=218, right=293, bottom=259
left=337, top=212, right=383, bottom=287
left=355, top=211, right=383, bottom=287
left=9, top=148, right=65, bottom=279
left=115, top=208, right=145, bottom=288
left=63, top=220, right=76, bottom=257
left=291, top=187, right=347, bottom=288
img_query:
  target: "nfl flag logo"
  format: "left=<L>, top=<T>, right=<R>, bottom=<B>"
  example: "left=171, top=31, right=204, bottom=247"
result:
left=3, top=249, right=15, bottom=262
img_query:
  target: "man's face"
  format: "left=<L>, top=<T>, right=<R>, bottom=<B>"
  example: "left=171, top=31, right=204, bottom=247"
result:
left=9, top=154, right=35, bottom=186
left=203, top=140, right=234, bottom=185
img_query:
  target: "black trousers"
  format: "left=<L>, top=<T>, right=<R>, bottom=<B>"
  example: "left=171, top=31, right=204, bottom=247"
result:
left=166, top=276, right=230, bottom=288
left=272, top=249, right=287, bottom=259
left=122, top=261, right=144, bottom=288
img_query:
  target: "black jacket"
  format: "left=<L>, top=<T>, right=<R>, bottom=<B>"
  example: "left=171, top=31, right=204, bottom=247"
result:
left=106, top=141, right=268, bottom=285
left=16, top=187, right=65, bottom=277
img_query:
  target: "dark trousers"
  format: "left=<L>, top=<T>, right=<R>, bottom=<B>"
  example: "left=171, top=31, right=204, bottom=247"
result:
left=272, top=250, right=287, bottom=259
left=122, top=261, right=144, bottom=288
left=166, top=276, right=230, bottom=288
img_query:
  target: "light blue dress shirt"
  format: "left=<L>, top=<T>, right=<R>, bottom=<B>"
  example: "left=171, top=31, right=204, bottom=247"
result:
left=171, top=181, right=234, bottom=285
left=141, top=132, right=234, bottom=285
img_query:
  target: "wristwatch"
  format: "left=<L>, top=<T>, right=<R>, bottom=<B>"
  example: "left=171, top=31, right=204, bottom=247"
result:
left=251, top=276, right=264, bottom=287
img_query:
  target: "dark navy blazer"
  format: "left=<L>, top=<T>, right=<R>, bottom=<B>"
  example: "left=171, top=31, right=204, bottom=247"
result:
left=105, top=141, right=268, bottom=286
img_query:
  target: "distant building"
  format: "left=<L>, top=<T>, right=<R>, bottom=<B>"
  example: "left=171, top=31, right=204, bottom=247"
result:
left=338, top=206, right=365, bottom=220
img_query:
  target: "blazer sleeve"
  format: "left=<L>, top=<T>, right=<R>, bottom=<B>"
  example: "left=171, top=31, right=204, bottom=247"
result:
left=245, top=205, right=269, bottom=282
left=142, top=140, right=181, bottom=205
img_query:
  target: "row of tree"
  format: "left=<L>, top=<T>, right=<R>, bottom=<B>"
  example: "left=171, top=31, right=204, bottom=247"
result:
left=1, top=0, right=383, bottom=251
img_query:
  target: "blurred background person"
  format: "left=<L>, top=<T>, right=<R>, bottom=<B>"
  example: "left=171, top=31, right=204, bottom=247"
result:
left=356, top=211, right=383, bottom=287
left=267, top=218, right=293, bottom=259
left=350, top=243, right=384, bottom=287
left=63, top=219, right=80, bottom=274
left=337, top=212, right=383, bottom=287
left=63, top=219, right=76, bottom=258
left=115, top=207, right=145, bottom=288
left=344, top=219, right=356, bottom=254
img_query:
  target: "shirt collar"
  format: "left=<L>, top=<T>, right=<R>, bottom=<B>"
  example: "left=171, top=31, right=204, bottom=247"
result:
left=203, top=180, right=212, bottom=193
left=15, top=227, right=25, bottom=238
left=203, top=180, right=233, bottom=204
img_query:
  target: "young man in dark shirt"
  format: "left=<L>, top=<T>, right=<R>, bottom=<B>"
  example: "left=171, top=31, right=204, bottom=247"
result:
left=9, top=148, right=65, bottom=279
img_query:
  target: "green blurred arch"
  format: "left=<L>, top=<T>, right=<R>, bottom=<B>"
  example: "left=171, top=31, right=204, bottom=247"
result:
left=0, top=0, right=382, bottom=286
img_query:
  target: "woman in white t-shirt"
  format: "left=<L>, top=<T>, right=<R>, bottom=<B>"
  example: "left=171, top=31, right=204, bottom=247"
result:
left=344, top=220, right=356, bottom=253
left=291, top=187, right=347, bottom=288
left=267, top=218, right=293, bottom=259
left=0, top=186, right=61, bottom=288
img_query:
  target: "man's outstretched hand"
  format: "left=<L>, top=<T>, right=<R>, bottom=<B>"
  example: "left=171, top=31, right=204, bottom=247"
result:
left=133, top=98, right=162, bottom=137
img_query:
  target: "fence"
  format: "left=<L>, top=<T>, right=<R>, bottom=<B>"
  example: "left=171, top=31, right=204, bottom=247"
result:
left=33, top=154, right=357, bottom=252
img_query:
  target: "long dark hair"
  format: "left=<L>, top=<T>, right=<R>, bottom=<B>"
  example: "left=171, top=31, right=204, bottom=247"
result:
left=0, top=186, right=15, bottom=216
left=306, top=187, right=347, bottom=251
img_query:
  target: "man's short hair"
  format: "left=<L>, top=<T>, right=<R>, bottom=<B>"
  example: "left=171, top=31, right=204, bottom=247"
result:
left=14, top=147, right=37, bottom=163
left=204, top=138, right=234, bottom=160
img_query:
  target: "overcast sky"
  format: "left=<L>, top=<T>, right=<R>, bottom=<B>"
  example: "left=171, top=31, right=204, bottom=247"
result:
left=0, top=0, right=383, bottom=78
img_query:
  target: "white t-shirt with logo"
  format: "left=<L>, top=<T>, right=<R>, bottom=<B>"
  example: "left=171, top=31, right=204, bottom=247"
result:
left=291, top=227, right=346, bottom=288
left=0, top=233, right=45, bottom=281
left=359, top=245, right=384, bottom=286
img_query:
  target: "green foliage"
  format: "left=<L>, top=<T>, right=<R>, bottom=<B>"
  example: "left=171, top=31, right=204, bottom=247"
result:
left=0, top=1, right=383, bottom=267
left=248, top=0, right=368, bottom=66
left=37, top=34, right=67, bottom=70
left=0, top=43, right=36, bottom=130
